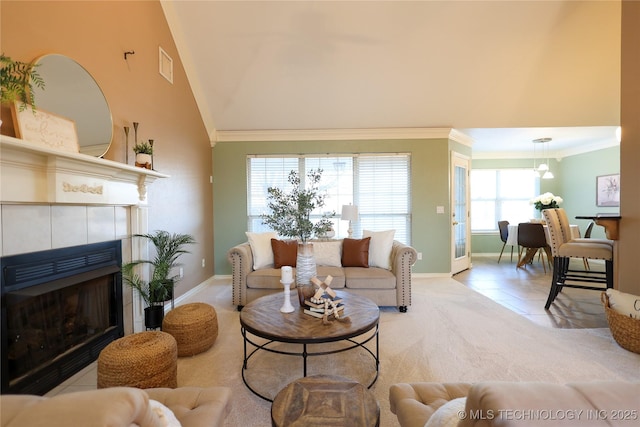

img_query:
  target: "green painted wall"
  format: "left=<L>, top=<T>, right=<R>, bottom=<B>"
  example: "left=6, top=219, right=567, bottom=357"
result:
left=213, top=138, right=470, bottom=275
left=558, top=146, right=620, bottom=238
left=471, top=146, right=619, bottom=254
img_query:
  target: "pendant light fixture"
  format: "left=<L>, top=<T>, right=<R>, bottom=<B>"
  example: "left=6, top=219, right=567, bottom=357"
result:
left=532, top=137, right=554, bottom=179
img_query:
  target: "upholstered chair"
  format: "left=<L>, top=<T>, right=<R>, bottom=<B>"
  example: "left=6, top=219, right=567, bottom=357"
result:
left=541, top=208, right=613, bottom=309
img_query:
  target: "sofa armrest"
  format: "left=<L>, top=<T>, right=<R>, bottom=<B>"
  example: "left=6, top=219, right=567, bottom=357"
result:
left=0, top=387, right=232, bottom=427
left=459, top=381, right=640, bottom=427
left=0, top=387, right=157, bottom=427
left=390, top=240, right=417, bottom=310
left=389, top=382, right=472, bottom=427
left=146, top=386, right=232, bottom=427
left=228, top=242, right=253, bottom=309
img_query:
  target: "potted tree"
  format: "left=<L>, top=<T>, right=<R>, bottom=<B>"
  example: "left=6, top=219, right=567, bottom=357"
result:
left=133, top=140, right=153, bottom=169
left=1, top=54, right=45, bottom=111
left=122, top=230, right=196, bottom=329
left=261, top=169, right=335, bottom=295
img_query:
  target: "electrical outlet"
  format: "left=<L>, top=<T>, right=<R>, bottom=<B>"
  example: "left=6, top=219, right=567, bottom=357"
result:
left=179, top=267, right=184, bottom=278
left=417, top=252, right=423, bottom=260
left=202, top=258, right=206, bottom=268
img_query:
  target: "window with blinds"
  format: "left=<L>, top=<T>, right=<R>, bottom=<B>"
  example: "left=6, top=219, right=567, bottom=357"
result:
left=470, top=168, right=539, bottom=232
left=247, top=154, right=411, bottom=244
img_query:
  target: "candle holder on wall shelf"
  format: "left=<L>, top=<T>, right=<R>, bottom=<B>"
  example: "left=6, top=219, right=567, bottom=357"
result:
left=123, top=126, right=130, bottom=164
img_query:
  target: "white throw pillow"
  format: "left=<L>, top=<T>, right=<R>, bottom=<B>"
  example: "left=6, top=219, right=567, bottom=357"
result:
left=606, top=289, right=640, bottom=319
left=246, top=231, right=277, bottom=270
left=363, top=229, right=395, bottom=269
left=149, top=399, right=182, bottom=427
left=424, top=397, right=466, bottom=427
left=313, top=241, right=342, bottom=267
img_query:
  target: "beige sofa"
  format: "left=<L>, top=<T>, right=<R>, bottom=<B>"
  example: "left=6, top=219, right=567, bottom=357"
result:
left=389, top=381, right=640, bottom=427
left=228, top=238, right=417, bottom=312
left=1, top=386, right=232, bottom=427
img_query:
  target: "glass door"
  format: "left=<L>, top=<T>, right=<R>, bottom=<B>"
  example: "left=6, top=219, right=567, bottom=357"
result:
left=451, top=152, right=471, bottom=274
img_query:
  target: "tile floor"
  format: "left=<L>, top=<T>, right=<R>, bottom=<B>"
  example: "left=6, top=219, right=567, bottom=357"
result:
left=48, top=254, right=608, bottom=396
left=454, top=254, right=608, bottom=329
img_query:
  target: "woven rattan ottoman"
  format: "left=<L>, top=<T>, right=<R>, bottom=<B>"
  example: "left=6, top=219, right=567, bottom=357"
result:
left=97, top=331, right=178, bottom=389
left=163, top=302, right=218, bottom=356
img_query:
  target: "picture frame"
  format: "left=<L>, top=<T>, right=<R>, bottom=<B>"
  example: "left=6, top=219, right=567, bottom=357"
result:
left=11, top=101, right=79, bottom=154
left=159, top=46, right=173, bottom=84
left=596, top=173, right=620, bottom=207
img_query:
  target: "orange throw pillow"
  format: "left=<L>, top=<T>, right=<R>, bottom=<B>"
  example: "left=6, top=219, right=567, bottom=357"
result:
left=271, top=239, right=298, bottom=268
left=341, top=237, right=371, bottom=267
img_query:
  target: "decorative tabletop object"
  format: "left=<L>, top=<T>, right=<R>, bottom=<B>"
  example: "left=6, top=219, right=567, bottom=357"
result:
left=279, top=266, right=295, bottom=313
left=530, top=192, right=563, bottom=211
left=303, top=276, right=350, bottom=324
left=261, top=169, right=336, bottom=290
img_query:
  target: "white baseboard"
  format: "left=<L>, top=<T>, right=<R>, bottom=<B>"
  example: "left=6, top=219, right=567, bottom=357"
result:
left=168, top=276, right=220, bottom=311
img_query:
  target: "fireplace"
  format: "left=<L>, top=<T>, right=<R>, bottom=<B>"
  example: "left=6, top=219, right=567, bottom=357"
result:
left=1, top=240, right=124, bottom=395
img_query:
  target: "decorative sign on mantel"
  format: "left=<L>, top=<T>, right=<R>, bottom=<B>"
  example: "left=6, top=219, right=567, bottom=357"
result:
left=11, top=101, right=79, bottom=154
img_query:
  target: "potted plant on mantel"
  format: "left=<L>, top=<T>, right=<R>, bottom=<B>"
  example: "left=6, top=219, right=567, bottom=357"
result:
left=1, top=54, right=45, bottom=129
left=133, top=140, right=153, bottom=169
left=122, top=230, right=196, bottom=329
left=261, top=169, right=335, bottom=294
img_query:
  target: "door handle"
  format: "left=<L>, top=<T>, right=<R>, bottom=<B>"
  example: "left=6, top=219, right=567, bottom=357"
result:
left=453, top=221, right=459, bottom=226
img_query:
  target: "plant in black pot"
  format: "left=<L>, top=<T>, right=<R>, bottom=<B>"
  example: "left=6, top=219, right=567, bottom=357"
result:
left=122, top=230, right=196, bottom=329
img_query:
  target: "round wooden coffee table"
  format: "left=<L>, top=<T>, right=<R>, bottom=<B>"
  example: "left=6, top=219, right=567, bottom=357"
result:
left=240, top=291, right=380, bottom=402
left=271, top=375, right=380, bottom=427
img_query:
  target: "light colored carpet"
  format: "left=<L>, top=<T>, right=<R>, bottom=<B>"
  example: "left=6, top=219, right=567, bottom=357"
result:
left=178, top=278, right=640, bottom=427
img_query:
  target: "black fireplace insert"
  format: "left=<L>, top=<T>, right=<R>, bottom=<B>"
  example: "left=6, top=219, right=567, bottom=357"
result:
left=1, top=240, right=124, bottom=395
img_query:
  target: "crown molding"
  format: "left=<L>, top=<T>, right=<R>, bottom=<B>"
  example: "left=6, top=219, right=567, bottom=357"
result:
left=471, top=139, right=619, bottom=160
left=215, top=127, right=465, bottom=143
left=449, top=129, right=474, bottom=147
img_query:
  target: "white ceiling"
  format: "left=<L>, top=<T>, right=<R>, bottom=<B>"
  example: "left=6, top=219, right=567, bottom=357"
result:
left=161, top=0, right=622, bottom=158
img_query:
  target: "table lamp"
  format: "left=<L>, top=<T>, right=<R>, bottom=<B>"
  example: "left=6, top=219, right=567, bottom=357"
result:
left=341, top=204, right=359, bottom=238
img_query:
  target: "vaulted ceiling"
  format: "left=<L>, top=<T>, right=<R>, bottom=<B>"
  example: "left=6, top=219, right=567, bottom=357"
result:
left=161, top=0, right=621, bottom=158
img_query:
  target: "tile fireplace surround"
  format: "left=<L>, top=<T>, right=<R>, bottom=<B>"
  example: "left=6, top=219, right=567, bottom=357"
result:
left=0, top=135, right=168, bottom=333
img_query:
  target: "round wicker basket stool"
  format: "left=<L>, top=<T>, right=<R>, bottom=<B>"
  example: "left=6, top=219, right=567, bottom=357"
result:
left=97, top=331, right=177, bottom=389
left=163, top=303, right=218, bottom=357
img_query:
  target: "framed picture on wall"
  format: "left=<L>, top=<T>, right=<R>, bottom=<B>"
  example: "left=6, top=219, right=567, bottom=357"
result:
left=596, top=174, right=620, bottom=207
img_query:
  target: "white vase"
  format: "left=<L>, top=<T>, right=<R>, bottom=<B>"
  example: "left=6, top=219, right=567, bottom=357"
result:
left=296, top=242, right=316, bottom=306
left=135, top=153, right=152, bottom=169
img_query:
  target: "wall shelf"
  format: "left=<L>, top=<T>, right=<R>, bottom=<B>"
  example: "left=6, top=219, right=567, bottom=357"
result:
left=1, top=135, right=168, bottom=205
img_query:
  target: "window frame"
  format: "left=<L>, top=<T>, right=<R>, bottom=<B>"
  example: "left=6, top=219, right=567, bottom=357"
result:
left=470, top=168, right=539, bottom=233
left=246, top=153, right=412, bottom=244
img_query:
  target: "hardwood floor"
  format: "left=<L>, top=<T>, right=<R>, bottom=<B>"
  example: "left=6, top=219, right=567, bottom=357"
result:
left=454, top=254, right=608, bottom=329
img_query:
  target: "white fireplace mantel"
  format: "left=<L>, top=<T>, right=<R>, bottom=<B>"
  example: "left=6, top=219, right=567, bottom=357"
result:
left=1, top=135, right=169, bottom=205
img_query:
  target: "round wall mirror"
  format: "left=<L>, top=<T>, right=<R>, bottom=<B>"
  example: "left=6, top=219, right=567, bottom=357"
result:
left=32, top=54, right=113, bottom=157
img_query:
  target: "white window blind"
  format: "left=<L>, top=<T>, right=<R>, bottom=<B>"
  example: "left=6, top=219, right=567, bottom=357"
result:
left=470, top=168, right=538, bottom=232
left=247, top=154, right=411, bottom=244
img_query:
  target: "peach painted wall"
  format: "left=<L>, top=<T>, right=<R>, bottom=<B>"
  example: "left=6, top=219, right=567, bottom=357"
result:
left=1, top=1, right=214, bottom=298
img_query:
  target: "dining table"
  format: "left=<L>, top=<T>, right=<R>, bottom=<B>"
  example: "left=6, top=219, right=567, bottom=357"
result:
left=575, top=214, right=621, bottom=240
left=507, top=223, right=580, bottom=269
left=506, top=223, right=580, bottom=247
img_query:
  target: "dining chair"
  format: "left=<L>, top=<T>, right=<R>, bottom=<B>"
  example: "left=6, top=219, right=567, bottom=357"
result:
left=581, top=221, right=596, bottom=269
left=497, top=220, right=515, bottom=263
left=541, top=208, right=613, bottom=310
left=516, top=222, right=549, bottom=272
left=584, top=221, right=595, bottom=238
